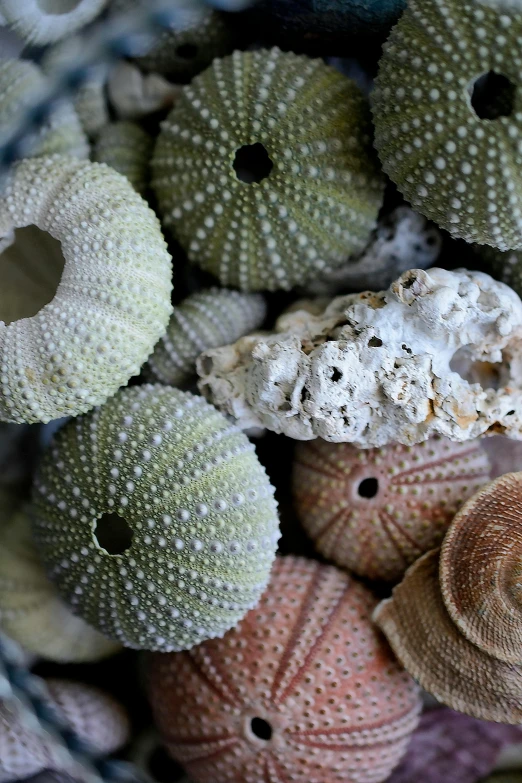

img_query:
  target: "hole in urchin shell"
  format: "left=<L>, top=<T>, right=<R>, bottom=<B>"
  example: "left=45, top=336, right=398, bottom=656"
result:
left=471, top=71, right=516, bottom=120
left=94, top=513, right=133, bottom=555
left=358, top=478, right=379, bottom=499
left=147, top=744, right=187, bottom=782
left=176, top=43, right=198, bottom=59
left=233, top=143, right=273, bottom=184
left=0, top=226, right=65, bottom=325
left=36, top=0, right=83, bottom=13
left=251, top=717, right=272, bottom=741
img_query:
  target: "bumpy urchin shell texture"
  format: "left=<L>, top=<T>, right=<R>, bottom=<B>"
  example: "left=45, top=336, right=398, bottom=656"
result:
left=293, top=436, right=492, bottom=582
left=372, top=0, right=522, bottom=250
left=112, top=0, right=236, bottom=80
left=0, top=0, right=108, bottom=44
left=146, top=288, right=267, bottom=387
left=0, top=512, right=121, bottom=663
left=0, top=155, right=173, bottom=424
left=0, top=59, right=88, bottom=160
left=94, top=122, right=153, bottom=196
left=147, top=556, right=421, bottom=783
left=152, top=48, right=384, bottom=292
left=31, top=384, right=280, bottom=652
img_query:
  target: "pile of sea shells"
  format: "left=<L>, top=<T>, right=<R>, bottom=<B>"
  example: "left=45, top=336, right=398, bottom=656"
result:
left=1, top=0, right=522, bottom=782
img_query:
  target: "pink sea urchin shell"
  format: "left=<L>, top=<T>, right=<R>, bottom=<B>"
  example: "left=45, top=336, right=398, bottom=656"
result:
left=147, top=556, right=421, bottom=783
left=293, top=436, right=492, bottom=582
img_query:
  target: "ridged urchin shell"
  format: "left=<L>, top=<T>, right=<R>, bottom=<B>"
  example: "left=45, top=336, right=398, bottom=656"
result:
left=293, top=436, right=492, bottom=582
left=0, top=0, right=109, bottom=44
left=146, top=288, right=266, bottom=387
left=94, top=122, right=153, bottom=196
left=147, top=555, right=421, bottom=783
left=31, top=384, right=280, bottom=652
left=0, top=155, right=173, bottom=424
left=372, top=0, right=522, bottom=250
left=0, top=59, right=88, bottom=161
left=152, top=48, right=384, bottom=292
left=0, top=512, right=121, bottom=662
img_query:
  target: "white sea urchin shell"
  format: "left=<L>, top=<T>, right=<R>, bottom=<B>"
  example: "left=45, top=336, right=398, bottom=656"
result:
left=0, top=0, right=109, bottom=44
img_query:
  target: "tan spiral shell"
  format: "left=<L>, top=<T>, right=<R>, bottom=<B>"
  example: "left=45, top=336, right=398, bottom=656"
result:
left=440, top=472, right=522, bottom=665
left=373, top=549, right=522, bottom=724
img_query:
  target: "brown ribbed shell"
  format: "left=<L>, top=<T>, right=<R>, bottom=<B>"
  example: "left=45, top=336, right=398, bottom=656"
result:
left=374, top=549, right=522, bottom=724
left=293, top=437, right=491, bottom=582
left=440, top=472, right=522, bottom=665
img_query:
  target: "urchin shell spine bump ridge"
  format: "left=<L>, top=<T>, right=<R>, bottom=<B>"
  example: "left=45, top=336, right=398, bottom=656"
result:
left=0, top=0, right=109, bottom=44
left=372, top=0, right=522, bottom=250
left=152, top=47, right=384, bottom=292
left=31, top=384, right=280, bottom=652
left=0, top=58, right=88, bottom=161
left=147, top=556, right=421, bottom=783
left=0, top=155, right=173, bottom=424
left=94, top=122, right=154, bottom=196
left=146, top=288, right=267, bottom=387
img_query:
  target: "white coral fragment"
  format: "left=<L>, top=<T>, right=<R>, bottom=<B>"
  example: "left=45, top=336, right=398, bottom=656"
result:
left=198, top=268, right=522, bottom=447
left=107, top=62, right=181, bottom=120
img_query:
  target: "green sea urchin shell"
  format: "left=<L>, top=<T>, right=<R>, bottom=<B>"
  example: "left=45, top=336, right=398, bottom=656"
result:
left=0, top=58, right=88, bottom=160
left=31, top=384, right=280, bottom=652
left=0, top=155, right=172, bottom=424
left=476, top=244, right=522, bottom=298
left=94, top=122, right=153, bottom=196
left=146, top=288, right=266, bottom=387
left=153, top=48, right=384, bottom=292
left=372, top=0, right=522, bottom=250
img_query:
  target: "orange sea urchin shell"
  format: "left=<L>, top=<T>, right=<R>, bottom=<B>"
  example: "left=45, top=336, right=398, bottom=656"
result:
left=147, top=556, right=421, bottom=783
left=293, top=437, right=491, bottom=582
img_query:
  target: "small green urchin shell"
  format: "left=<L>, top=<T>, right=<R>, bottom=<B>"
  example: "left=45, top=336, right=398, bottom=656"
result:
left=476, top=244, right=522, bottom=297
left=146, top=288, right=266, bottom=387
left=152, top=48, right=384, bottom=292
left=0, top=58, right=88, bottom=160
left=31, top=384, right=280, bottom=652
left=372, top=0, right=522, bottom=250
left=94, top=122, right=153, bottom=196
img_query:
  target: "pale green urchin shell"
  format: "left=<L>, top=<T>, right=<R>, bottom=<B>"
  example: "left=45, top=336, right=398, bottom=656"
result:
left=0, top=58, right=88, bottom=160
left=146, top=288, right=266, bottom=387
left=0, top=511, right=121, bottom=662
left=0, top=0, right=108, bottom=44
left=152, top=48, right=384, bottom=292
left=372, top=0, right=522, bottom=250
left=31, top=384, right=280, bottom=651
left=0, top=155, right=173, bottom=424
left=94, top=122, right=153, bottom=196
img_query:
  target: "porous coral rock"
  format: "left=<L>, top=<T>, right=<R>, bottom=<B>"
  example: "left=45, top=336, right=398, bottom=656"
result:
left=31, top=384, right=280, bottom=652
left=197, top=267, right=522, bottom=446
left=93, top=121, right=153, bottom=196
left=146, top=288, right=266, bottom=387
left=372, top=0, right=522, bottom=250
left=0, top=0, right=108, bottom=44
left=0, top=155, right=173, bottom=424
left=0, top=59, right=88, bottom=161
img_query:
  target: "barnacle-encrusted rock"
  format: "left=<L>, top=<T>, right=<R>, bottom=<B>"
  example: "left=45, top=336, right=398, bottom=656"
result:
left=107, top=62, right=182, bottom=120
left=0, top=155, right=173, bottom=424
left=153, top=48, right=384, bottom=292
left=293, top=436, right=491, bottom=581
left=93, top=122, right=153, bottom=196
left=0, top=0, right=108, bottom=43
left=146, top=288, right=266, bottom=387
left=306, top=207, right=442, bottom=296
left=0, top=512, right=121, bottom=662
left=31, top=385, right=280, bottom=652
left=198, top=268, right=522, bottom=446
left=372, top=0, right=522, bottom=250
left=148, top=556, right=421, bottom=783
left=112, top=0, right=236, bottom=80
left=0, top=59, right=88, bottom=160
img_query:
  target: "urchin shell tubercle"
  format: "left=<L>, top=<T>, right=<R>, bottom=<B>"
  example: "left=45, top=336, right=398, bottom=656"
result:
left=198, top=267, right=522, bottom=446
left=31, top=384, right=280, bottom=651
left=0, top=155, right=173, bottom=424
left=153, top=47, right=384, bottom=291
left=0, top=0, right=109, bottom=44
left=148, top=556, right=421, bottom=783
left=146, top=288, right=267, bottom=387
left=372, top=0, right=522, bottom=250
